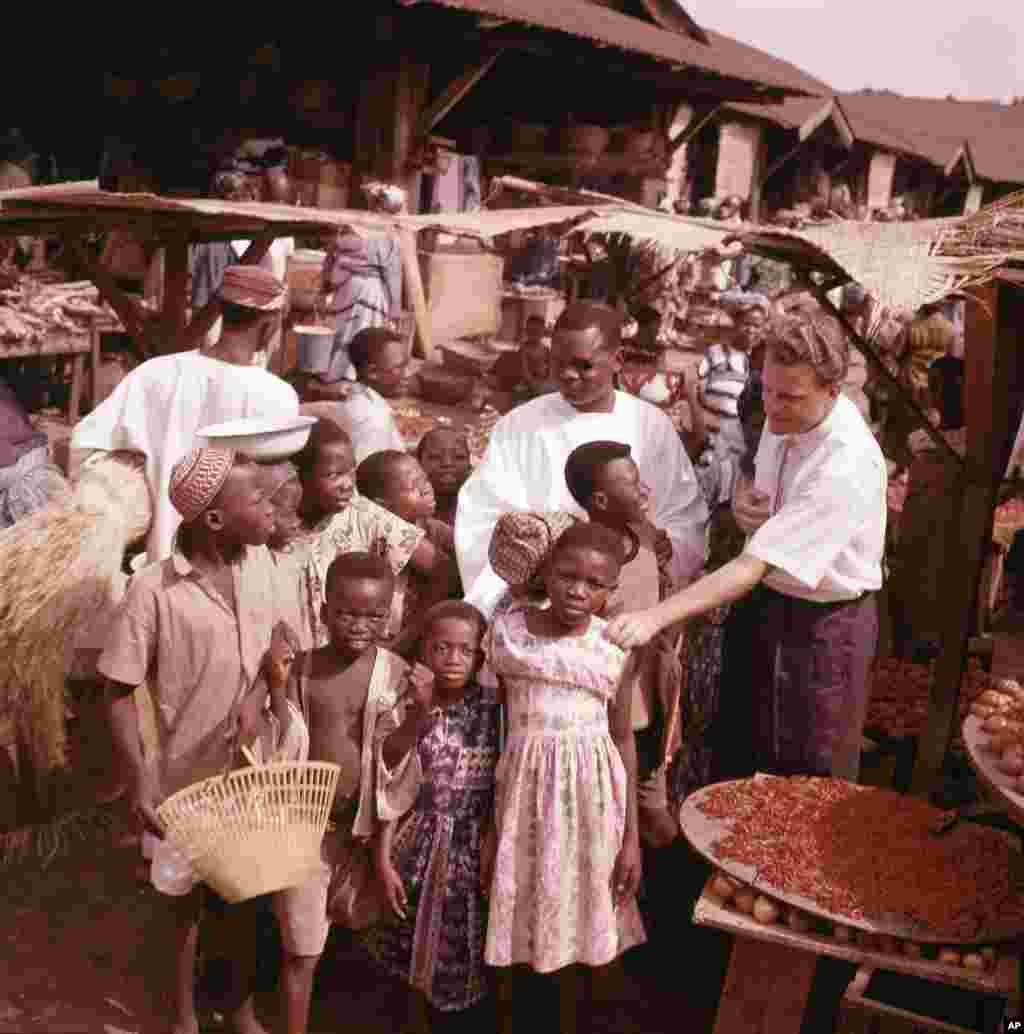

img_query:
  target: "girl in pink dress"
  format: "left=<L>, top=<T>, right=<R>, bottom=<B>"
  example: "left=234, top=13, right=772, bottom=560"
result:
left=482, top=522, right=645, bottom=1032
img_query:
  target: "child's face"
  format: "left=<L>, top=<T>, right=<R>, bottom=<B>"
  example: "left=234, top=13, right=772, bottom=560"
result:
left=592, top=457, right=650, bottom=526
left=544, top=545, right=620, bottom=630
left=365, top=340, right=409, bottom=396
left=322, top=577, right=394, bottom=660
left=418, top=431, right=471, bottom=499
left=380, top=456, right=436, bottom=524
left=732, top=310, right=766, bottom=353
left=268, top=477, right=303, bottom=549
left=207, top=463, right=277, bottom=546
left=420, top=617, right=483, bottom=697
left=308, top=441, right=356, bottom=516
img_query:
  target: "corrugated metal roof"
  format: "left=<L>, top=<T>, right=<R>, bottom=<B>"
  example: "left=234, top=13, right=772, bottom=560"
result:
left=421, top=0, right=825, bottom=95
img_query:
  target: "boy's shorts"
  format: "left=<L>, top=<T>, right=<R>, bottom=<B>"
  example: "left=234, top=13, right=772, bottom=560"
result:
left=273, top=827, right=350, bottom=957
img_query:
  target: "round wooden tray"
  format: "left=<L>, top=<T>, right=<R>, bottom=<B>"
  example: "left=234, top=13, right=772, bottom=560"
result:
left=679, top=777, right=1024, bottom=945
left=963, top=715, right=1024, bottom=827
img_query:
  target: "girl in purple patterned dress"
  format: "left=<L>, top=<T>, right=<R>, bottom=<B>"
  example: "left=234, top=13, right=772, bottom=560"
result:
left=367, top=601, right=499, bottom=1030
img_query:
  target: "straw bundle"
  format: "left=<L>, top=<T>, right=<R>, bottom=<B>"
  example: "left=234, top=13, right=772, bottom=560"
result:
left=934, top=189, right=1024, bottom=259
left=0, top=451, right=151, bottom=779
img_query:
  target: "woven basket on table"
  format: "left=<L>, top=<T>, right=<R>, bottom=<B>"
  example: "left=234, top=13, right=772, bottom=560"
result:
left=157, top=761, right=340, bottom=904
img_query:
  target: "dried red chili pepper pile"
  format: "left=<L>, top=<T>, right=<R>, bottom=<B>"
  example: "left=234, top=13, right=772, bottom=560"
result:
left=699, top=777, right=1024, bottom=941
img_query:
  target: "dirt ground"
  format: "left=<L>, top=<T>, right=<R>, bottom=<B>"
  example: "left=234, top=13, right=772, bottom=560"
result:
left=0, top=676, right=727, bottom=1034
left=0, top=793, right=727, bottom=1033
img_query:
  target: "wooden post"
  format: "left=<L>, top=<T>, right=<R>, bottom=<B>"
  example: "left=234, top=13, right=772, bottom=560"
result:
left=711, top=938, right=817, bottom=1034
left=911, top=282, right=1024, bottom=794
left=398, top=226, right=433, bottom=360
left=159, top=234, right=190, bottom=354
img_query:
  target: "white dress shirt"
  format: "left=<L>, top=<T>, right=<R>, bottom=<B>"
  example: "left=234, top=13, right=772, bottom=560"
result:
left=71, top=351, right=299, bottom=563
left=745, top=394, right=887, bottom=603
left=456, top=390, right=708, bottom=616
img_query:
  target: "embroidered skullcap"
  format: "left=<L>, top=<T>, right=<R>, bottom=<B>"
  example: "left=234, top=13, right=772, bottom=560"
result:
left=489, top=510, right=579, bottom=589
left=170, top=445, right=236, bottom=524
left=219, top=264, right=285, bottom=310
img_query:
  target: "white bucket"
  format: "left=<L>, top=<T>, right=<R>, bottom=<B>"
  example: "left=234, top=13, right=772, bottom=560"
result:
left=294, top=325, right=335, bottom=374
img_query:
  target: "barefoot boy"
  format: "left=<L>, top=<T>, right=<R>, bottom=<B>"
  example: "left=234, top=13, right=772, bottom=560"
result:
left=101, top=446, right=299, bottom=1034
left=564, top=440, right=681, bottom=848
left=273, top=552, right=436, bottom=1031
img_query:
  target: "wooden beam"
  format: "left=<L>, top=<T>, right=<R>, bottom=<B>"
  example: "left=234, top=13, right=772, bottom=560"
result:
left=669, top=103, right=722, bottom=156
left=814, top=289, right=965, bottom=468
left=911, top=283, right=1024, bottom=795
left=417, top=52, right=502, bottom=135
left=760, top=137, right=806, bottom=187
left=65, top=238, right=146, bottom=340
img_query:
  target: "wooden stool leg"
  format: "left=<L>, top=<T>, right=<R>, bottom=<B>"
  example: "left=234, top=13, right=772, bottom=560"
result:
left=69, top=353, right=86, bottom=425
left=711, top=937, right=817, bottom=1034
left=90, top=322, right=102, bottom=412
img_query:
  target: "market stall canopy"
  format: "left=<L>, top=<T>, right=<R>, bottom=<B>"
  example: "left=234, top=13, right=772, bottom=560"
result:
left=5, top=182, right=1021, bottom=317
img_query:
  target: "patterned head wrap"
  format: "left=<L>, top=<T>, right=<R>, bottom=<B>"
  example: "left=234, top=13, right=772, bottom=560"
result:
left=169, top=446, right=236, bottom=523
left=219, top=264, right=285, bottom=310
left=489, top=510, right=579, bottom=589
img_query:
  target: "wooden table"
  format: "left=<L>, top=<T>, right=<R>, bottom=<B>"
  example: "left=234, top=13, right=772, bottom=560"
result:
left=0, top=315, right=119, bottom=424
left=694, top=885, right=1020, bottom=1034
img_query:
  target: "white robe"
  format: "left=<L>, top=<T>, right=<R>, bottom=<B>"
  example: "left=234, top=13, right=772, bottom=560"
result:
left=456, top=390, right=709, bottom=616
left=71, top=351, right=299, bottom=563
left=336, top=384, right=407, bottom=463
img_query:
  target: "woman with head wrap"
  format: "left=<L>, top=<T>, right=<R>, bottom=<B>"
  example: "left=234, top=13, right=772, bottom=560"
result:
left=310, top=181, right=406, bottom=396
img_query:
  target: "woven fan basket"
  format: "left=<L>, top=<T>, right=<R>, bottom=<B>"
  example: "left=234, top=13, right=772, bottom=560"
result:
left=156, top=761, right=340, bottom=904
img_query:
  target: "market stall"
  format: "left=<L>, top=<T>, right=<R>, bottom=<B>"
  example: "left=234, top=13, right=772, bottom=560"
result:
left=681, top=775, right=1024, bottom=1033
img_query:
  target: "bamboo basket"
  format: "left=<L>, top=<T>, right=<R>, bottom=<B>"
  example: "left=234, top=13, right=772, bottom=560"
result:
left=157, top=761, right=341, bottom=904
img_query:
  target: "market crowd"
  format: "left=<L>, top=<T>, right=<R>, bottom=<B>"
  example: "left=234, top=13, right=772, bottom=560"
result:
left=3, top=165, right=980, bottom=1034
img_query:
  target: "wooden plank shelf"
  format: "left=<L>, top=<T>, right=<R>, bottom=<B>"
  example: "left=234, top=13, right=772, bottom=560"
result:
left=694, top=885, right=1019, bottom=997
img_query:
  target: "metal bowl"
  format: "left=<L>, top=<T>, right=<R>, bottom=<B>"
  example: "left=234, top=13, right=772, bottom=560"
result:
left=197, top=416, right=317, bottom=461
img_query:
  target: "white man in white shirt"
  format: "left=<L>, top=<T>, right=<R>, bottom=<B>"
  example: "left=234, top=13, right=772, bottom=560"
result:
left=456, top=302, right=709, bottom=617
left=607, top=310, right=886, bottom=781
left=71, top=264, right=299, bottom=563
